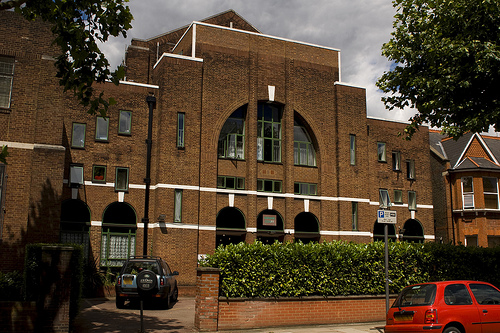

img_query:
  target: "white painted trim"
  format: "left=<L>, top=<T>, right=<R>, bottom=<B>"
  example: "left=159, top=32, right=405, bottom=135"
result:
left=334, top=81, right=365, bottom=90
left=153, top=52, right=203, bottom=69
left=117, top=80, right=159, bottom=89
left=0, top=141, right=65, bottom=151
left=454, top=134, right=476, bottom=169
left=91, top=221, right=102, bottom=226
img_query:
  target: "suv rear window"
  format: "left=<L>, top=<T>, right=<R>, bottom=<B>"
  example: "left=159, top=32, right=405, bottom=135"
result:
left=123, top=260, right=159, bottom=274
left=394, top=284, right=436, bottom=307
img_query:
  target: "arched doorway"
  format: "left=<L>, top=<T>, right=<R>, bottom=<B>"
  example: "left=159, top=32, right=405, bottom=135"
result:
left=294, top=212, right=320, bottom=243
left=257, top=209, right=284, bottom=244
left=60, top=199, right=90, bottom=259
left=402, top=219, right=424, bottom=243
left=100, top=202, right=137, bottom=269
left=373, top=221, right=397, bottom=242
left=216, top=207, right=246, bottom=247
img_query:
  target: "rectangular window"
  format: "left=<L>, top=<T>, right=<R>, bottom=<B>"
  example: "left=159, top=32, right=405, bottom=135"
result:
left=174, top=189, right=182, bottom=223
left=406, top=160, right=415, bottom=179
left=69, top=164, right=84, bottom=187
left=352, top=202, right=358, bottom=231
left=483, top=177, right=499, bottom=209
left=118, top=110, right=132, bottom=135
left=92, top=165, right=106, bottom=183
left=377, top=142, right=386, bottom=162
left=177, top=112, right=185, bottom=148
left=257, top=179, right=282, bottom=193
left=462, top=176, right=474, bottom=209
left=465, top=235, right=478, bottom=247
left=392, top=151, right=401, bottom=171
left=350, top=135, right=356, bottom=165
left=71, top=123, right=86, bottom=148
left=115, top=167, right=129, bottom=191
left=257, top=103, right=282, bottom=163
left=394, top=190, right=403, bottom=204
left=0, top=56, right=15, bottom=109
left=408, top=191, right=416, bottom=211
left=95, top=117, right=109, bottom=141
left=0, top=164, right=6, bottom=226
left=294, top=182, right=318, bottom=195
left=379, top=189, right=391, bottom=208
left=217, top=176, right=245, bottom=190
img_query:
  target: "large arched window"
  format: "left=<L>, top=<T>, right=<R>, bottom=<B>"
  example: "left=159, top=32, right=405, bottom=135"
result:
left=256, top=209, right=284, bottom=244
left=402, top=219, right=424, bottom=243
left=218, top=106, right=246, bottom=160
left=216, top=207, right=246, bottom=247
left=101, top=202, right=137, bottom=269
left=294, top=212, right=320, bottom=243
left=294, top=117, right=316, bottom=166
left=373, top=221, right=397, bottom=242
left=257, top=103, right=282, bottom=163
left=60, top=199, right=90, bottom=259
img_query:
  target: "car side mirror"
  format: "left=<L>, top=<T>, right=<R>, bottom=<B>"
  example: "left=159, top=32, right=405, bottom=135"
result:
left=172, top=271, right=179, bottom=276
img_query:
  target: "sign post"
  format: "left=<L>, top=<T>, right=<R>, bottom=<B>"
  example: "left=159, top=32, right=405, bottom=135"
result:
left=378, top=210, right=397, bottom=313
left=136, top=270, right=158, bottom=333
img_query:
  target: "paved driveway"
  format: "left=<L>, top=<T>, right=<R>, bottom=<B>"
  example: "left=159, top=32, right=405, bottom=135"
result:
left=73, top=297, right=197, bottom=333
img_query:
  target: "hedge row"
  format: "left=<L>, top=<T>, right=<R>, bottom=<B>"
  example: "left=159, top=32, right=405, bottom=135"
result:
left=200, top=241, right=500, bottom=298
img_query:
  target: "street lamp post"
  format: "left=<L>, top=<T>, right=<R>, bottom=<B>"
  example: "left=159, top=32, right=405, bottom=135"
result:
left=143, top=94, right=156, bottom=255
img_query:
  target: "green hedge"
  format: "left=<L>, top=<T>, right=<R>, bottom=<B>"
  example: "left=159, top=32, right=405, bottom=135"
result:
left=200, top=241, right=500, bottom=298
left=24, top=243, right=84, bottom=323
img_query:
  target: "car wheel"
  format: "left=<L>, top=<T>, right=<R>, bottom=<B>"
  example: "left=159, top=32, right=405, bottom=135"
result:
left=171, top=284, right=178, bottom=303
left=443, top=327, right=462, bottom=333
left=164, top=293, right=171, bottom=309
left=116, top=296, right=125, bottom=309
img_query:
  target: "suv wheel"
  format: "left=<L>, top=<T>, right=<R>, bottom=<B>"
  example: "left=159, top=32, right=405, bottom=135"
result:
left=116, top=296, right=126, bottom=309
left=171, top=284, right=179, bottom=303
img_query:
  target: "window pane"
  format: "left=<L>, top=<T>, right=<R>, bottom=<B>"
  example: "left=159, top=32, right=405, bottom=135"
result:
left=237, top=178, right=245, bottom=189
left=228, top=134, right=236, bottom=158
left=463, top=177, right=473, bottom=192
left=485, top=194, right=498, bottom=209
left=300, top=143, right=307, bottom=165
left=273, top=140, right=281, bottom=162
left=407, top=160, right=415, bottom=179
left=95, top=117, right=109, bottom=141
left=226, top=177, right=235, bottom=189
left=119, top=111, right=132, bottom=134
left=264, top=180, right=273, bottom=192
left=392, top=152, right=400, bottom=170
left=394, top=190, right=403, bottom=204
left=309, top=184, right=317, bottom=195
left=217, top=176, right=225, bottom=188
left=177, top=113, right=185, bottom=147
left=70, top=166, right=84, bottom=185
left=257, top=179, right=264, bottom=191
left=174, top=189, right=182, bottom=222
left=294, top=142, right=299, bottom=164
left=483, top=177, right=498, bottom=193
left=93, top=165, right=106, bottom=182
left=257, top=137, right=263, bottom=160
left=236, top=136, right=244, bottom=159
left=379, top=189, right=391, bottom=208
left=115, top=168, right=129, bottom=191
left=352, top=202, right=358, bottom=230
left=378, top=143, right=386, bottom=162
left=408, top=191, right=416, bottom=210
left=0, top=75, right=13, bottom=108
left=274, top=181, right=282, bottom=193
left=72, top=123, right=86, bottom=148
left=350, top=135, right=356, bottom=165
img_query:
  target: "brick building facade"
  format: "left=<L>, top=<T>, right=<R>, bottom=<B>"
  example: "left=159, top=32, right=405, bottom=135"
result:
left=0, top=10, right=434, bottom=287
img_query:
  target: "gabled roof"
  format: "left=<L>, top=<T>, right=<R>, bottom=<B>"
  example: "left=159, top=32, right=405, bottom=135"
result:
left=434, top=132, right=500, bottom=171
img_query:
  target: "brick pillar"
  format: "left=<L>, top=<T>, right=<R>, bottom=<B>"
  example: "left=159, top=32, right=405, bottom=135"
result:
left=194, top=267, right=221, bottom=332
left=37, top=246, right=74, bottom=333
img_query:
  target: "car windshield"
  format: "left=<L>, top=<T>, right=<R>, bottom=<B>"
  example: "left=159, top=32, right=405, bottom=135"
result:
left=393, top=284, right=436, bottom=307
left=470, top=283, right=500, bottom=305
left=123, top=260, right=159, bottom=274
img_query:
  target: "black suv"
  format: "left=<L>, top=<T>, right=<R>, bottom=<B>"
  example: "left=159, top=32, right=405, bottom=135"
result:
left=115, top=256, right=179, bottom=309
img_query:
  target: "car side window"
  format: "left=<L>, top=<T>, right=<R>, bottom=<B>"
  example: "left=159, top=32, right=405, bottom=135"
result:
left=470, top=283, right=500, bottom=305
left=444, top=284, right=473, bottom=305
left=164, top=262, right=172, bottom=275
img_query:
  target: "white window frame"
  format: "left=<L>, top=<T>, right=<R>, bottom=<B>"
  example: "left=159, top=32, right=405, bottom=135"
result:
left=69, top=164, right=84, bottom=187
left=483, top=177, right=499, bottom=209
left=118, top=110, right=132, bottom=135
left=71, top=123, right=86, bottom=148
left=462, top=176, right=474, bottom=209
left=95, top=116, right=109, bottom=141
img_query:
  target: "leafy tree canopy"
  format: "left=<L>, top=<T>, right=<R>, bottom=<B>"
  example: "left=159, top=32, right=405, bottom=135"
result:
left=377, top=0, right=500, bottom=139
left=1, top=0, right=133, bottom=117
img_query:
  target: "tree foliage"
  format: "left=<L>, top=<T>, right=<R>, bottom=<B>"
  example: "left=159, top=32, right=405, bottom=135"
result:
left=377, top=0, right=500, bottom=139
left=1, top=0, right=133, bottom=117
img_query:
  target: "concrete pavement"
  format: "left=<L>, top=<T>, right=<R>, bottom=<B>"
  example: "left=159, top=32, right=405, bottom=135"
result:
left=73, top=297, right=385, bottom=333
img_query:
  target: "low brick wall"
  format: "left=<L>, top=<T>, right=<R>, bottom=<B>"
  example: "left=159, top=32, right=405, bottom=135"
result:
left=217, top=295, right=395, bottom=330
left=195, top=267, right=395, bottom=331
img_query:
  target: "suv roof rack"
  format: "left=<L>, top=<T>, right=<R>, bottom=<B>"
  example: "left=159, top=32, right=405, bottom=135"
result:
left=128, top=255, right=162, bottom=260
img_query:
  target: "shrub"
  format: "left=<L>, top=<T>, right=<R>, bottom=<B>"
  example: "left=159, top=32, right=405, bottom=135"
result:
left=0, top=271, right=23, bottom=301
left=201, top=241, right=500, bottom=298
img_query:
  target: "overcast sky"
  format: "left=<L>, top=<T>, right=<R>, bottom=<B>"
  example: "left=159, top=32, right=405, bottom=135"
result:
left=100, top=0, right=416, bottom=123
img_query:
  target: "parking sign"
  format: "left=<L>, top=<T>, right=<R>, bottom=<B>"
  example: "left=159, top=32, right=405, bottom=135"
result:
left=377, top=210, right=397, bottom=224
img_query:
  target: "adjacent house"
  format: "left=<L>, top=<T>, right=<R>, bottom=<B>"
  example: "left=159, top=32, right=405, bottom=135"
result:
left=431, top=131, right=500, bottom=247
left=0, top=10, right=435, bottom=288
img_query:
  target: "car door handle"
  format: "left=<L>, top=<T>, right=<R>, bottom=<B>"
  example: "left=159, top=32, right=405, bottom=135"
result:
left=483, top=310, right=488, bottom=314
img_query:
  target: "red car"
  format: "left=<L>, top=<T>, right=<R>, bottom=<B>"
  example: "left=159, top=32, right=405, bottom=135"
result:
left=385, top=280, right=500, bottom=333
